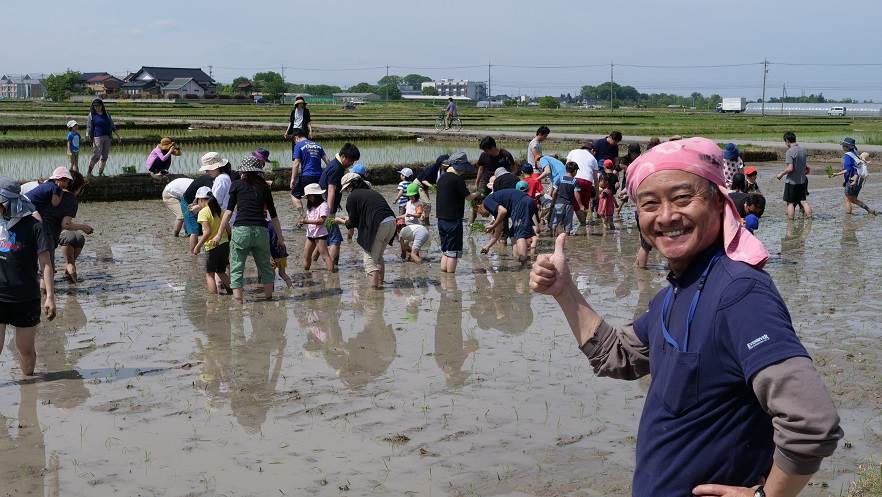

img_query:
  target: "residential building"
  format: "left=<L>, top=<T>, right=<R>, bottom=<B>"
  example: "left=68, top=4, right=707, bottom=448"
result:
left=82, top=72, right=123, bottom=96
left=122, top=66, right=217, bottom=98
left=162, top=77, right=210, bottom=98
left=332, top=92, right=380, bottom=103
left=0, top=74, right=47, bottom=99
left=397, top=84, right=421, bottom=96
left=421, top=79, right=487, bottom=101
left=236, top=81, right=254, bottom=96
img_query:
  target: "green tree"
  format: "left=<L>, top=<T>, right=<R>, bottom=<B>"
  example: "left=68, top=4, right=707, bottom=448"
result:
left=349, top=82, right=378, bottom=93
left=377, top=75, right=401, bottom=86
left=402, top=74, right=432, bottom=88
left=377, top=84, right=401, bottom=100
left=421, top=86, right=439, bottom=96
left=44, top=71, right=84, bottom=102
left=263, top=79, right=287, bottom=102
left=538, top=96, right=560, bottom=109
left=252, top=71, right=285, bottom=92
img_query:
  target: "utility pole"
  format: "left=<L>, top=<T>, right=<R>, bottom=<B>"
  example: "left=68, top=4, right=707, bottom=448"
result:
left=609, top=60, right=615, bottom=113
left=781, top=83, right=786, bottom=114
left=385, top=64, right=390, bottom=101
left=281, top=65, right=286, bottom=80
left=761, top=59, right=768, bottom=116
left=208, top=65, right=213, bottom=79
left=488, top=59, right=491, bottom=102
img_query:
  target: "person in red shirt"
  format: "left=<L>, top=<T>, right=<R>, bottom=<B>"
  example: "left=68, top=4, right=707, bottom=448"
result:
left=521, top=164, right=544, bottom=205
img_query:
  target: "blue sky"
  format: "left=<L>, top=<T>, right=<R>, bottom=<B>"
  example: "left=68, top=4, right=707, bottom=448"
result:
left=4, top=0, right=882, bottom=101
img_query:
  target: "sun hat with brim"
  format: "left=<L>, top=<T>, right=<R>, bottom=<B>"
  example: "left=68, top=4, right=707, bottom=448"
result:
left=444, top=152, right=475, bottom=173
left=723, top=143, right=740, bottom=160
left=406, top=182, right=420, bottom=197
left=516, top=181, right=529, bottom=192
left=743, top=166, right=758, bottom=176
left=494, top=167, right=510, bottom=178
left=252, top=148, right=270, bottom=163
left=352, top=163, right=367, bottom=176
left=841, top=137, right=857, bottom=149
left=195, top=186, right=212, bottom=199
left=50, top=166, right=73, bottom=181
left=341, top=172, right=365, bottom=191
left=294, top=96, right=307, bottom=106
left=399, top=167, right=414, bottom=178
left=304, top=183, right=325, bottom=196
left=239, top=155, right=265, bottom=173
left=200, top=152, right=230, bottom=171
left=67, top=120, right=78, bottom=129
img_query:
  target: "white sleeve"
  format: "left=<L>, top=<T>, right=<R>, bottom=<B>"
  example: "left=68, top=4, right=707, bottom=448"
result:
left=212, top=175, right=231, bottom=210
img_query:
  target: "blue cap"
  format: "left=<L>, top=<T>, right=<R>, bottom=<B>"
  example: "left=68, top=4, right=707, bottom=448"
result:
left=744, top=214, right=759, bottom=233
left=516, top=181, right=529, bottom=192
left=352, top=163, right=367, bottom=175
left=521, top=163, right=534, bottom=174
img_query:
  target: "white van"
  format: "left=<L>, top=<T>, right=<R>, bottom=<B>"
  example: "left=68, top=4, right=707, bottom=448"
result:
left=827, top=106, right=846, bottom=116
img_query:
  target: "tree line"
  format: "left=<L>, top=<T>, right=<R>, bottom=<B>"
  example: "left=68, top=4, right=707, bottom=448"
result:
left=223, top=72, right=437, bottom=101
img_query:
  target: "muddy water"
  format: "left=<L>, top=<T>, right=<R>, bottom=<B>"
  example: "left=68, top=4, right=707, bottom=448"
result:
left=1, top=172, right=880, bottom=497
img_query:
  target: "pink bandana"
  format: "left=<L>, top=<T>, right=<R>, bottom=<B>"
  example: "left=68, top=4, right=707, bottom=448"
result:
left=627, top=137, right=769, bottom=268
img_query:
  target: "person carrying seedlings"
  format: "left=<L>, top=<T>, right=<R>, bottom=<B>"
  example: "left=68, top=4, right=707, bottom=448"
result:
left=549, top=161, right=582, bottom=236
left=0, top=177, right=56, bottom=376
left=398, top=182, right=430, bottom=263
left=301, top=183, right=334, bottom=272
left=479, top=188, right=539, bottom=264
left=66, top=120, right=81, bottom=172
left=435, top=152, right=476, bottom=273
left=531, top=137, right=842, bottom=497
left=192, top=187, right=231, bottom=294
left=319, top=143, right=360, bottom=268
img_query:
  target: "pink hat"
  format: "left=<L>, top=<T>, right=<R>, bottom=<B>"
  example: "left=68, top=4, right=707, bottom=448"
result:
left=627, top=137, right=768, bottom=268
left=49, top=166, right=73, bottom=181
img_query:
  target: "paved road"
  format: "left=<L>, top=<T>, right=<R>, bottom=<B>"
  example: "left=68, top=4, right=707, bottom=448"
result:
left=3, top=112, right=880, bottom=153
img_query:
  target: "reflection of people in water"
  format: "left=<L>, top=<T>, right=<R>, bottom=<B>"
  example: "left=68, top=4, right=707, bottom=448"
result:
left=328, top=290, right=396, bottom=388
left=228, top=304, right=287, bottom=433
left=469, top=265, right=534, bottom=333
left=37, top=294, right=91, bottom=408
left=302, top=275, right=344, bottom=359
left=0, top=384, right=52, bottom=495
left=435, top=276, right=478, bottom=386
left=194, top=298, right=233, bottom=411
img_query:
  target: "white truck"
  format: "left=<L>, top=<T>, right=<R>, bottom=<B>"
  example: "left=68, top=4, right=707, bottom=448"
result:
left=716, top=97, right=747, bottom=113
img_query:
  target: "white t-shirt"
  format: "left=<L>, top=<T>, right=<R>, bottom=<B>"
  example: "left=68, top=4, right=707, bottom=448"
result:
left=404, top=200, right=422, bottom=225
left=211, top=173, right=231, bottom=210
left=566, top=149, right=599, bottom=183
left=527, top=137, right=542, bottom=166
left=162, top=178, right=193, bottom=200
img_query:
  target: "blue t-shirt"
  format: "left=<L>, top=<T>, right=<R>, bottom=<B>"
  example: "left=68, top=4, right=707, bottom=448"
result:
left=26, top=181, right=60, bottom=214
left=843, top=153, right=856, bottom=183
left=539, top=156, right=566, bottom=185
left=552, top=175, right=579, bottom=205
left=90, top=113, right=113, bottom=137
left=397, top=181, right=410, bottom=206
left=630, top=247, right=809, bottom=497
left=67, top=131, right=81, bottom=153
left=482, top=188, right=529, bottom=215
left=319, top=158, right=344, bottom=213
left=293, top=139, right=326, bottom=177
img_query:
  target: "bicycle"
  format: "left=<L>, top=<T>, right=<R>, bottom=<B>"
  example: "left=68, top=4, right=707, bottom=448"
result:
left=434, top=114, right=462, bottom=132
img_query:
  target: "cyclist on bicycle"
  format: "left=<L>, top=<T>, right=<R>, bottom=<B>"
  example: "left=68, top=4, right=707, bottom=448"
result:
left=444, top=97, right=458, bottom=130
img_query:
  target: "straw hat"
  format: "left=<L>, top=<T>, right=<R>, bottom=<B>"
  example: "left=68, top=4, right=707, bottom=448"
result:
left=159, top=137, right=174, bottom=150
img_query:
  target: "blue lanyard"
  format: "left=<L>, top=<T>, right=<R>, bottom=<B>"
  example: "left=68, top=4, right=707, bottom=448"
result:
left=659, top=253, right=724, bottom=353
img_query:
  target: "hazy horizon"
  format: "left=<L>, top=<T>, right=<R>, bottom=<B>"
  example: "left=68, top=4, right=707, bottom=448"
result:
left=4, top=0, right=882, bottom=101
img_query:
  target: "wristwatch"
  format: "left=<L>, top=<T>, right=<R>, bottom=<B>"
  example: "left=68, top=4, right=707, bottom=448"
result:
left=754, top=486, right=766, bottom=497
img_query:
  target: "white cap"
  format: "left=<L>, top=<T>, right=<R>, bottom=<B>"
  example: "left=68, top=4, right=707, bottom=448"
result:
left=66, top=120, right=78, bottom=128
left=195, top=186, right=212, bottom=199
left=399, top=167, right=414, bottom=178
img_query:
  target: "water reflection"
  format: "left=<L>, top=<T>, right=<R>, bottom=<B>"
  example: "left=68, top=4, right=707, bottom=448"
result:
left=0, top=383, right=54, bottom=496
left=37, top=294, right=91, bottom=409
left=327, top=289, right=396, bottom=389
left=434, top=276, right=478, bottom=386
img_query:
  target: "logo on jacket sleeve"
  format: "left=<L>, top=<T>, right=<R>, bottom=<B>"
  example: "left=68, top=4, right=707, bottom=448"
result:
left=746, top=334, right=770, bottom=351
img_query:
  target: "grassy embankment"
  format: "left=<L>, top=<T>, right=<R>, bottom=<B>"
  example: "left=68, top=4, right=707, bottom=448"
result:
left=3, top=100, right=882, bottom=145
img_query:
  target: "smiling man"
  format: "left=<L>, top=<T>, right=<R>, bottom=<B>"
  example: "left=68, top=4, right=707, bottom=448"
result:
left=531, top=138, right=842, bottom=497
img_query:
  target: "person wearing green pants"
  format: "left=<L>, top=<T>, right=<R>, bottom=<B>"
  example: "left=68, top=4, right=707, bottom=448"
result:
left=214, top=156, right=285, bottom=302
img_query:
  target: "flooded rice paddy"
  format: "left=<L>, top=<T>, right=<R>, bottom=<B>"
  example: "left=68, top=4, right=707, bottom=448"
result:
left=1, top=176, right=880, bottom=497
left=0, top=139, right=576, bottom=181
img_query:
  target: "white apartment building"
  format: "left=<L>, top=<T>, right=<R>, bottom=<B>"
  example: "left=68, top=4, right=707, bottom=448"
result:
left=421, top=79, right=487, bottom=101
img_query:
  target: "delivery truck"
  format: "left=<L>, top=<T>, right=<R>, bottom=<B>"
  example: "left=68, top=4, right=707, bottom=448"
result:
left=716, top=97, right=747, bottom=113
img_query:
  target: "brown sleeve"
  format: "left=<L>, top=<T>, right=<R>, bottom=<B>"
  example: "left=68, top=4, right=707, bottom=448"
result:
left=579, top=319, right=650, bottom=380
left=752, top=356, right=843, bottom=475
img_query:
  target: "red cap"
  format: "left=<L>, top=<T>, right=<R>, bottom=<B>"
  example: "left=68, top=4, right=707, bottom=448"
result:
left=603, top=159, right=614, bottom=167
left=743, top=166, right=757, bottom=175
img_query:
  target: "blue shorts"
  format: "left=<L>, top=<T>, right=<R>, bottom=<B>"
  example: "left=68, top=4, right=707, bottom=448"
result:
left=437, top=218, right=463, bottom=258
left=845, top=178, right=864, bottom=197
left=291, top=174, right=321, bottom=199
left=510, top=198, right=537, bottom=240
left=181, top=198, right=201, bottom=236
left=326, top=223, right=343, bottom=246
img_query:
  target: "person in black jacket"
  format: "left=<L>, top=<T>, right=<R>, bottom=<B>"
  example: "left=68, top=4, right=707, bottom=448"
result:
left=334, top=173, right=396, bottom=289
left=284, top=96, right=312, bottom=139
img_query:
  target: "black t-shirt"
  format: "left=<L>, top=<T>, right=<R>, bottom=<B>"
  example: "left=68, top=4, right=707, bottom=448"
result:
left=43, top=192, right=79, bottom=246
left=0, top=216, right=52, bottom=303
left=729, top=191, right=748, bottom=217
left=436, top=172, right=470, bottom=220
left=493, top=172, right=519, bottom=192
left=183, top=174, right=215, bottom=204
left=227, top=179, right=278, bottom=227
left=344, top=189, right=396, bottom=253
left=477, top=149, right=516, bottom=189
